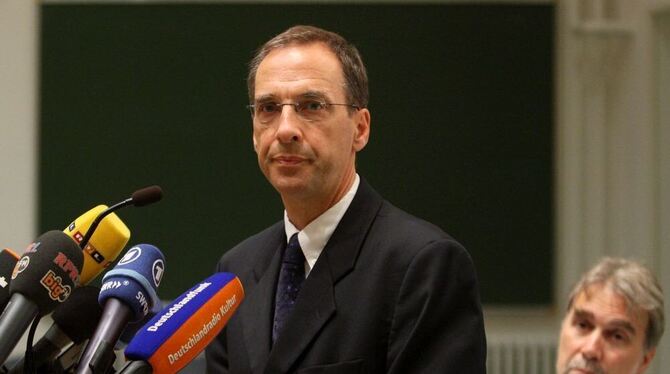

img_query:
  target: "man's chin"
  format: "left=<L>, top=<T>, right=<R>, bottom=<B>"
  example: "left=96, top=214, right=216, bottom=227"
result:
left=270, top=177, right=310, bottom=196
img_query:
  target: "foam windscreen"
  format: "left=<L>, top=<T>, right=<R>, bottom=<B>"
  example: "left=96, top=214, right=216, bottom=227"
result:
left=9, top=231, right=84, bottom=315
left=64, top=205, right=131, bottom=285
left=99, top=244, right=165, bottom=322
left=131, top=186, right=163, bottom=207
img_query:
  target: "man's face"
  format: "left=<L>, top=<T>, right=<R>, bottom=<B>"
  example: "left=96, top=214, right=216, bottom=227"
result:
left=556, top=284, right=655, bottom=374
left=251, top=42, right=370, bottom=204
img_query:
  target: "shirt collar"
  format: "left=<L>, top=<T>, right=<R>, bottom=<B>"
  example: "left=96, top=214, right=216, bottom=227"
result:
left=284, top=174, right=360, bottom=275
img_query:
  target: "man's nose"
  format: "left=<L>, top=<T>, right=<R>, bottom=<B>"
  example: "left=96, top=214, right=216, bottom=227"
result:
left=581, top=332, right=604, bottom=362
left=276, top=105, right=302, bottom=143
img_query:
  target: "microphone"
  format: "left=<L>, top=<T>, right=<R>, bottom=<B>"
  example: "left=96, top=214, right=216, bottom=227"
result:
left=76, top=244, right=165, bottom=374
left=77, top=185, right=163, bottom=251
left=118, top=301, right=163, bottom=348
left=68, top=185, right=162, bottom=285
left=7, top=285, right=103, bottom=374
left=6, top=203, right=132, bottom=372
left=0, top=231, right=83, bottom=365
left=130, top=186, right=163, bottom=207
left=122, top=273, right=244, bottom=374
left=0, top=248, right=20, bottom=313
left=64, top=205, right=130, bottom=285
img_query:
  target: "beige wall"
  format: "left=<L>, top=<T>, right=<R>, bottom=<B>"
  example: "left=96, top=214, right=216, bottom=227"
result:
left=0, top=0, right=37, bottom=253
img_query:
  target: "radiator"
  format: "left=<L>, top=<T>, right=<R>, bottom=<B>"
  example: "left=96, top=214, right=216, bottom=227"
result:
left=487, top=334, right=557, bottom=374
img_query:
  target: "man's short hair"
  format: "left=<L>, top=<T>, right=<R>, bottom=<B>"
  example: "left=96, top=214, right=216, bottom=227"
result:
left=247, top=25, right=369, bottom=110
left=566, top=257, right=665, bottom=351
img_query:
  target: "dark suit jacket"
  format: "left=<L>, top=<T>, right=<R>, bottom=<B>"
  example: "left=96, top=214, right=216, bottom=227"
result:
left=205, top=179, right=487, bottom=373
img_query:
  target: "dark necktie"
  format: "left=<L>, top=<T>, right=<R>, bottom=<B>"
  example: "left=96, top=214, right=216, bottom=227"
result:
left=272, top=233, right=306, bottom=343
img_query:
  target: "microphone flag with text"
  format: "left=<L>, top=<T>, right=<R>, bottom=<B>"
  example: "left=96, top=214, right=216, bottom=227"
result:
left=123, top=272, right=244, bottom=374
left=0, top=231, right=83, bottom=365
left=76, top=244, right=165, bottom=374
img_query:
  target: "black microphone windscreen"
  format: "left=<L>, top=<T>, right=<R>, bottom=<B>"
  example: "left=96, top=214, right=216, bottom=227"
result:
left=131, top=185, right=163, bottom=207
left=52, top=285, right=103, bottom=343
left=9, top=231, right=84, bottom=315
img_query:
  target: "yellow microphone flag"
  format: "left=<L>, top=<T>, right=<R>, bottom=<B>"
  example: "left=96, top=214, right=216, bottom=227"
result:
left=64, top=205, right=131, bottom=285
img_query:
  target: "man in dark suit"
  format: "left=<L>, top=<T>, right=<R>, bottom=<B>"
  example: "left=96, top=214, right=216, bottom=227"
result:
left=205, top=25, right=487, bottom=373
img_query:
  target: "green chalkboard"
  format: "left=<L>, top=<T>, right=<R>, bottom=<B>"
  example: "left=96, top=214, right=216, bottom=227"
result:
left=40, top=3, right=554, bottom=304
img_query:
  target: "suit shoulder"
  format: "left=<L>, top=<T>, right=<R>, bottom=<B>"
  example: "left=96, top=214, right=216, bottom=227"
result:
left=360, top=200, right=474, bottom=271
left=215, top=221, right=283, bottom=271
left=376, top=200, right=456, bottom=243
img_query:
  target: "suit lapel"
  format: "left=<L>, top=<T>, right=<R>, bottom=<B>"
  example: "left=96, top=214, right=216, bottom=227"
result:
left=324, top=179, right=383, bottom=283
left=240, top=224, right=285, bottom=373
left=265, top=179, right=384, bottom=373
left=266, top=260, right=336, bottom=373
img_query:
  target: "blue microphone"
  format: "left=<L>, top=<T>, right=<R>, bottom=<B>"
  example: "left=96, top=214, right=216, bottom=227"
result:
left=76, top=244, right=165, bottom=374
left=118, top=301, right=163, bottom=348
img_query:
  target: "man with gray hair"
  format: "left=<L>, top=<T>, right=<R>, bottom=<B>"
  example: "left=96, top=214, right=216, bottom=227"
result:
left=556, top=257, right=664, bottom=374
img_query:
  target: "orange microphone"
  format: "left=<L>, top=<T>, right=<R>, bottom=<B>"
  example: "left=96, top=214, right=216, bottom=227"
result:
left=121, top=273, right=244, bottom=374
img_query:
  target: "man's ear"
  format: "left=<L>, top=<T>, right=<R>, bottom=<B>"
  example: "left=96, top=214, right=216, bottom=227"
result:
left=638, top=347, right=656, bottom=373
left=353, top=108, right=371, bottom=152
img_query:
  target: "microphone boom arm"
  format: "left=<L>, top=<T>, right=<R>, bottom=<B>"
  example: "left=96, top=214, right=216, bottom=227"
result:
left=78, top=199, right=132, bottom=250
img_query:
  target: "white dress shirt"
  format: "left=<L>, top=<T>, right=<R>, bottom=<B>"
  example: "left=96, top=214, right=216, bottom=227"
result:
left=283, top=174, right=360, bottom=277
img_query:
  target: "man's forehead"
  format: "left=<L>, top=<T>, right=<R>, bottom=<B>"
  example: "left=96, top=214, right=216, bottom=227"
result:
left=570, top=285, right=649, bottom=332
left=577, top=285, right=629, bottom=309
left=259, top=43, right=340, bottom=71
left=254, top=75, right=346, bottom=103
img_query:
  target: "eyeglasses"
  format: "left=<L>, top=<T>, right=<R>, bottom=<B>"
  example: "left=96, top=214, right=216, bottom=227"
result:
left=247, top=99, right=360, bottom=124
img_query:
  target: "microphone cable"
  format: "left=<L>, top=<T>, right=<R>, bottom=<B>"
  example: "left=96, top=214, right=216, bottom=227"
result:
left=24, top=316, right=41, bottom=374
